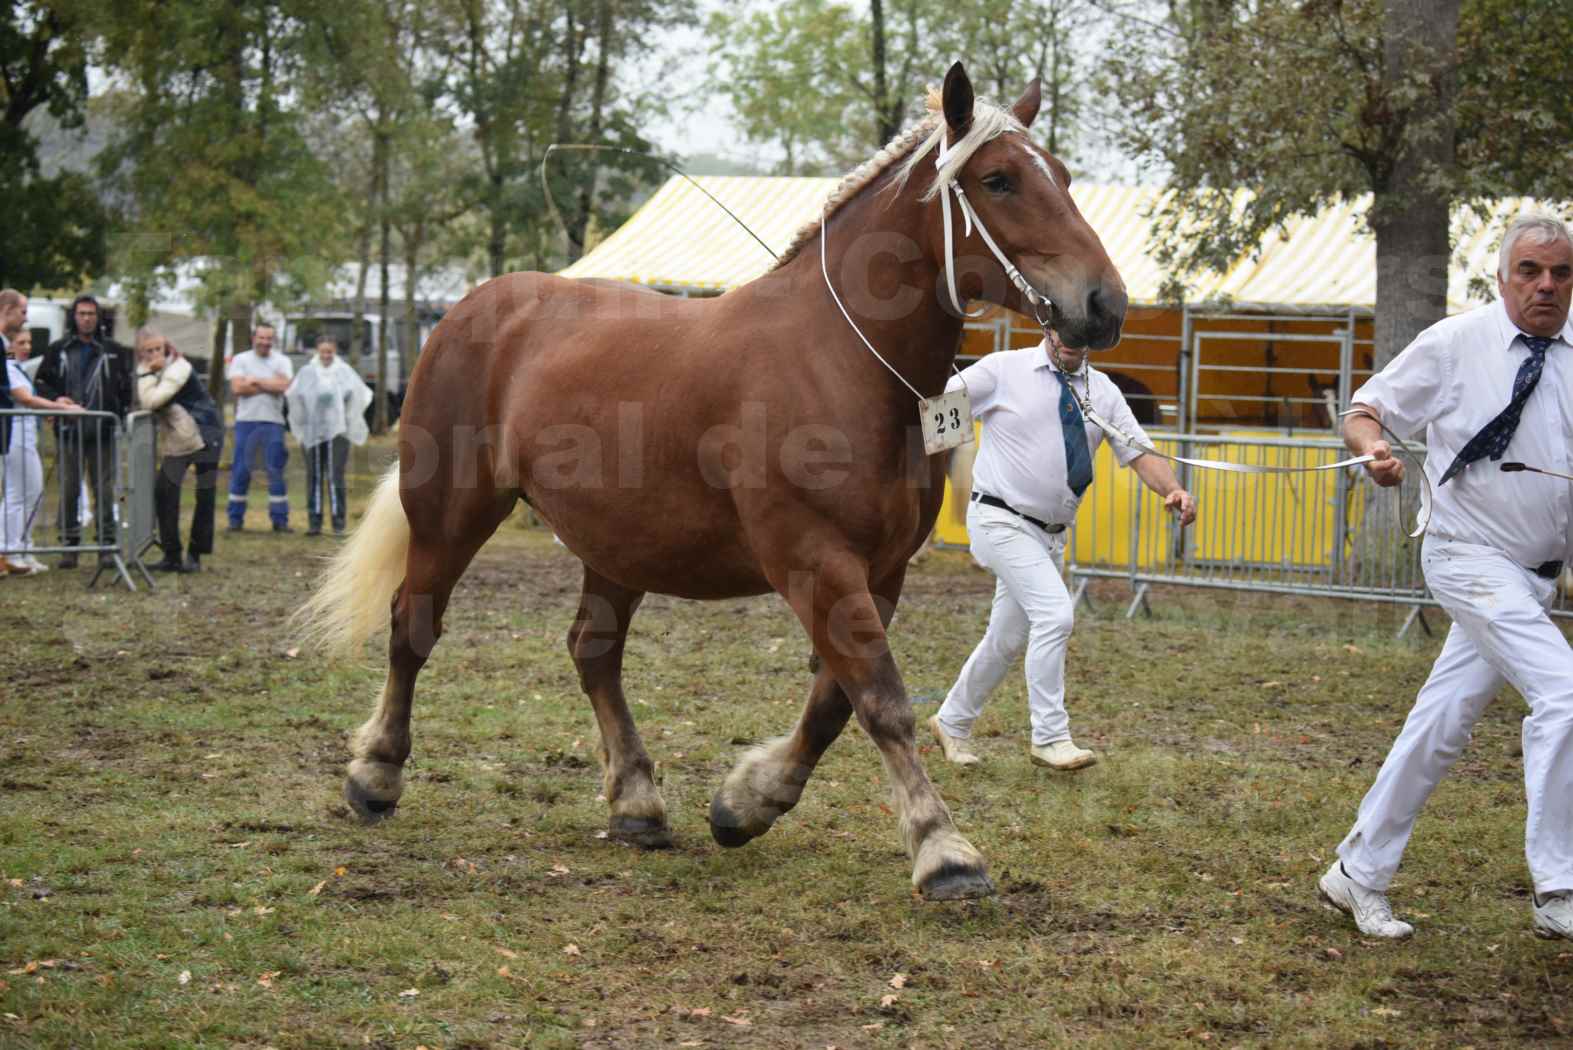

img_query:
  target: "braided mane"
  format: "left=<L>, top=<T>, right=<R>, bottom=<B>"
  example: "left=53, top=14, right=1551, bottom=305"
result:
left=770, top=88, right=1026, bottom=270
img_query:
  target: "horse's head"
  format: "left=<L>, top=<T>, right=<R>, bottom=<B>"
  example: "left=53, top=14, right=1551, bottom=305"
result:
left=923, top=63, right=1127, bottom=351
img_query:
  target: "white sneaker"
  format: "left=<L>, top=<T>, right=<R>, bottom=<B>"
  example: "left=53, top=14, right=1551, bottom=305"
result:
left=1029, top=739, right=1097, bottom=771
left=21, top=555, right=48, bottom=574
left=1318, top=861, right=1413, bottom=939
left=1533, top=891, right=1573, bottom=940
left=927, top=714, right=980, bottom=766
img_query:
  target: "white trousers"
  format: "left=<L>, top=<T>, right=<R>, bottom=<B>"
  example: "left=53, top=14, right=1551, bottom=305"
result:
left=2, top=438, right=43, bottom=554
left=936, top=501, right=1075, bottom=747
left=1338, top=538, right=1573, bottom=896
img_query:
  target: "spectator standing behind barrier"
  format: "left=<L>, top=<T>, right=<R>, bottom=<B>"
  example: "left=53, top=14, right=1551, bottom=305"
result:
left=0, top=288, right=25, bottom=455
left=927, top=329, right=1196, bottom=772
left=1319, top=215, right=1573, bottom=942
left=33, top=294, right=134, bottom=569
left=135, top=330, right=225, bottom=574
left=226, top=322, right=293, bottom=533
left=5, top=330, right=83, bottom=576
left=286, top=337, right=371, bottom=537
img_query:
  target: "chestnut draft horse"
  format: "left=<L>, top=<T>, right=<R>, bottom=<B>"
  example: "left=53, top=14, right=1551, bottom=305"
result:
left=297, top=63, right=1126, bottom=900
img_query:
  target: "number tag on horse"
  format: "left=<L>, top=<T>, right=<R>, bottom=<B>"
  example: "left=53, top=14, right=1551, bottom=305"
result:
left=919, top=390, right=974, bottom=456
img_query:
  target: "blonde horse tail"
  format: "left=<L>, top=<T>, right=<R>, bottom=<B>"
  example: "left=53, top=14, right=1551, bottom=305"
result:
left=292, top=464, right=411, bottom=657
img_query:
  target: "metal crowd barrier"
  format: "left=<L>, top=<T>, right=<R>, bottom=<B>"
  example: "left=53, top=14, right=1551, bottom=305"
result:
left=0, top=408, right=157, bottom=591
left=1062, top=431, right=1571, bottom=637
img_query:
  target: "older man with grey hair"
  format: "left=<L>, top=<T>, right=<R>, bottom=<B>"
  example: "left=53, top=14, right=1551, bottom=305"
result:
left=1320, top=214, right=1573, bottom=941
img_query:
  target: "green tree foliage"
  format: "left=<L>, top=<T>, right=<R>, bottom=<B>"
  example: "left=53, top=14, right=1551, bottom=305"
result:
left=441, top=0, right=694, bottom=274
left=1105, top=0, right=1573, bottom=364
left=98, top=0, right=346, bottom=348
left=707, top=0, right=1088, bottom=175
left=1, top=0, right=108, bottom=289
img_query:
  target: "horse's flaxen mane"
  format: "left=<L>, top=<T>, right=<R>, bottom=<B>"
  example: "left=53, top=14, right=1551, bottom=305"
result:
left=770, top=88, right=1027, bottom=270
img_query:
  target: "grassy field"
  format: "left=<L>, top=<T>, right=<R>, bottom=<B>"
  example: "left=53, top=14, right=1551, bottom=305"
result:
left=4, top=440, right=1572, bottom=1049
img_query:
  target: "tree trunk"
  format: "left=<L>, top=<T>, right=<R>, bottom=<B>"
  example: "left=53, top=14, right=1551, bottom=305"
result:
left=566, top=0, right=614, bottom=262
left=350, top=167, right=376, bottom=371
left=207, top=312, right=230, bottom=410
left=1350, top=0, right=1460, bottom=583
left=402, top=220, right=421, bottom=383
left=488, top=172, right=507, bottom=277
left=374, top=124, right=392, bottom=435
left=1370, top=0, right=1460, bottom=369
left=869, top=0, right=896, bottom=144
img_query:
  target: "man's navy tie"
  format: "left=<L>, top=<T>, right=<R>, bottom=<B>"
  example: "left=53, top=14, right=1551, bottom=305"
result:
left=1056, top=372, right=1094, bottom=497
left=1439, top=334, right=1554, bottom=485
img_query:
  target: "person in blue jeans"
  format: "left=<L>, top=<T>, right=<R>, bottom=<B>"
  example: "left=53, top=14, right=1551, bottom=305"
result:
left=226, top=323, right=294, bottom=532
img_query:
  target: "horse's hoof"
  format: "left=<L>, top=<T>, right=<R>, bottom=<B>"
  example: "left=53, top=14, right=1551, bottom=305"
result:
left=707, top=796, right=762, bottom=848
left=344, top=779, right=400, bottom=824
left=919, top=862, right=997, bottom=901
left=609, top=816, right=674, bottom=850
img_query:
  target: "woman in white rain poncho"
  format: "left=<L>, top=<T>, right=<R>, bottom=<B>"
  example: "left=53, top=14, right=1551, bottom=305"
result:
left=286, top=337, right=373, bottom=536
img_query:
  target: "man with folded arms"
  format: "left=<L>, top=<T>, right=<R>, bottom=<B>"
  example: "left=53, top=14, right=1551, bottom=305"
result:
left=929, top=329, right=1195, bottom=772
left=1321, top=214, right=1573, bottom=941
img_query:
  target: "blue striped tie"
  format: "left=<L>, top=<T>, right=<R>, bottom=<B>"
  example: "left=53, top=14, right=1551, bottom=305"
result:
left=1056, top=372, right=1094, bottom=497
left=1439, top=335, right=1554, bottom=485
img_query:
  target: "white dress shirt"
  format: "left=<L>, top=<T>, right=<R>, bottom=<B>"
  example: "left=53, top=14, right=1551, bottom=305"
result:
left=1352, top=299, right=1573, bottom=567
left=945, top=341, right=1151, bottom=525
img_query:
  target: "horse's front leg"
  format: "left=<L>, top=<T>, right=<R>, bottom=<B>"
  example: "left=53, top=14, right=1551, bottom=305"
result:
left=569, top=566, right=670, bottom=848
left=724, top=555, right=994, bottom=900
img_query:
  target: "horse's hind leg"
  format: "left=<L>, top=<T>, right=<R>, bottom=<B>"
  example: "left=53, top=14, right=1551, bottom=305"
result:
left=709, top=649, right=856, bottom=846
left=344, top=510, right=509, bottom=821
left=569, top=565, right=670, bottom=848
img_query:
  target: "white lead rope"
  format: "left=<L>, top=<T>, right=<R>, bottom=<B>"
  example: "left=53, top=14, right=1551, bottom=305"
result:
left=1055, top=363, right=1432, bottom=538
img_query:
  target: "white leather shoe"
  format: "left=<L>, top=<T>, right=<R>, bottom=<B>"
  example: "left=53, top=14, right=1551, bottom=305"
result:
left=1533, top=891, right=1573, bottom=940
left=927, top=714, right=980, bottom=766
left=1029, top=739, right=1097, bottom=771
left=1318, top=861, right=1413, bottom=939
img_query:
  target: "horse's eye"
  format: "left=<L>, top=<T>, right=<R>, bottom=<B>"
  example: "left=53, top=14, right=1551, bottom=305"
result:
left=980, top=173, right=1013, bottom=194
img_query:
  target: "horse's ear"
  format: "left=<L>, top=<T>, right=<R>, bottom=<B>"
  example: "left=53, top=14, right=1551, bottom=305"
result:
left=1011, top=78, right=1042, bottom=128
left=942, top=62, right=974, bottom=137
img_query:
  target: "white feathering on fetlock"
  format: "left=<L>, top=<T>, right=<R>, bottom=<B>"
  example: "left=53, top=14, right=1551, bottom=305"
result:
left=715, top=736, right=807, bottom=835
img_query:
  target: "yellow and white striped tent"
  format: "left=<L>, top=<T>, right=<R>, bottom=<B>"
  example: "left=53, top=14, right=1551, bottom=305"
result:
left=562, top=175, right=1551, bottom=312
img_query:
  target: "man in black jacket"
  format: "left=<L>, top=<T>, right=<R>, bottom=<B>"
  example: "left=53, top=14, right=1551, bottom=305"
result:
left=34, top=295, right=134, bottom=567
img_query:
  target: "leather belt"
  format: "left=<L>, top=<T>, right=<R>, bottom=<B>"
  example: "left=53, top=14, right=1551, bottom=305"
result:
left=970, top=491, right=1066, bottom=533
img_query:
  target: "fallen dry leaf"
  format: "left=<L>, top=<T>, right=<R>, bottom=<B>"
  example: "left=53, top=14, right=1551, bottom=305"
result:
left=257, top=971, right=281, bottom=988
left=495, top=946, right=519, bottom=960
left=497, top=966, right=511, bottom=978
left=686, top=1006, right=712, bottom=1018
left=862, top=1022, right=885, bottom=1032
left=334, top=866, right=347, bottom=877
left=1372, top=1007, right=1403, bottom=1019
left=284, top=647, right=300, bottom=659
left=178, top=970, right=191, bottom=986
left=1324, top=947, right=1343, bottom=961
left=721, top=1014, right=751, bottom=1026
left=563, top=944, right=581, bottom=957
left=880, top=994, right=899, bottom=1009
left=307, top=880, right=328, bottom=897
left=888, top=973, right=908, bottom=989
left=253, top=906, right=274, bottom=916
left=549, top=864, right=571, bottom=877
left=398, top=988, right=420, bottom=999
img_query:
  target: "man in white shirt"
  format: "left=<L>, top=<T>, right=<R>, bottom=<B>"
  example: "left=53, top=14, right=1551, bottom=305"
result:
left=1319, top=214, right=1573, bottom=942
left=227, top=323, right=295, bottom=532
left=929, top=330, right=1195, bottom=771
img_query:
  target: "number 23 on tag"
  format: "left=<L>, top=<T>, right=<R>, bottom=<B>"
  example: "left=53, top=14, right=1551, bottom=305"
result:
left=919, top=389, right=974, bottom=456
